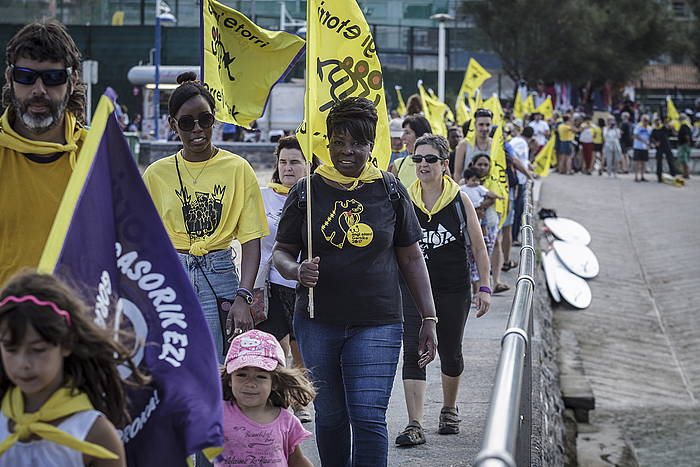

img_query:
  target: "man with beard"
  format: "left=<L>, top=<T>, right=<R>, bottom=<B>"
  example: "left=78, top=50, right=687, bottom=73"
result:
left=0, top=20, right=87, bottom=285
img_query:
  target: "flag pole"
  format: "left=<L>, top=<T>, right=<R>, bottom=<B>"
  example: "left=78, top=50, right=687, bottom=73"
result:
left=304, top=0, right=314, bottom=318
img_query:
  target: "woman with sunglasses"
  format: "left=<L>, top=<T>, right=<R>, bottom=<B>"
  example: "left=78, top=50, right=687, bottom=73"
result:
left=396, top=134, right=491, bottom=447
left=143, top=72, right=268, bottom=364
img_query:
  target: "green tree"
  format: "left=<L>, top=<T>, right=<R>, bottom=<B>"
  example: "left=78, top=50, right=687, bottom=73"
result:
left=464, top=0, right=674, bottom=86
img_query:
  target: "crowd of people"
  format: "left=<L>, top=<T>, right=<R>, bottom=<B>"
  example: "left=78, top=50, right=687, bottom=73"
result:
left=1, top=16, right=699, bottom=467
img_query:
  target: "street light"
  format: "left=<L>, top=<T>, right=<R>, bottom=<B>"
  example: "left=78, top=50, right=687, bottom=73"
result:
left=430, top=13, right=454, bottom=102
left=154, top=0, right=176, bottom=140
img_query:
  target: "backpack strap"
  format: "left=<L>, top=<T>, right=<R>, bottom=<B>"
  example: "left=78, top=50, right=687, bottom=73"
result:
left=453, top=193, right=471, bottom=249
left=298, top=171, right=401, bottom=210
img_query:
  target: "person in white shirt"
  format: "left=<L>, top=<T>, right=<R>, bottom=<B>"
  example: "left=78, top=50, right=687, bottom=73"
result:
left=527, top=112, right=550, bottom=149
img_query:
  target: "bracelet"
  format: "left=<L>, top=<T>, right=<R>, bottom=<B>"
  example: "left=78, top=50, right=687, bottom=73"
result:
left=479, top=286, right=492, bottom=295
left=422, top=316, right=438, bottom=324
left=236, top=287, right=253, bottom=298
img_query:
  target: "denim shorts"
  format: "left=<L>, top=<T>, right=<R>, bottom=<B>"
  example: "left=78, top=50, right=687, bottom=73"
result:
left=178, top=248, right=239, bottom=362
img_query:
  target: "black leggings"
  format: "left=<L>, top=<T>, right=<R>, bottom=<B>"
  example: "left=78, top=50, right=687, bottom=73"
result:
left=400, top=280, right=470, bottom=380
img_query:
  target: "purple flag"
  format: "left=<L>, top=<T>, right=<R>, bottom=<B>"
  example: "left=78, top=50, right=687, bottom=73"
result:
left=39, top=97, right=223, bottom=465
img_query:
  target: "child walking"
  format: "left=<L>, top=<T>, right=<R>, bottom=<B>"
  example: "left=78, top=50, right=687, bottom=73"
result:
left=460, top=168, right=503, bottom=237
left=217, top=330, right=314, bottom=467
left=0, top=271, right=149, bottom=466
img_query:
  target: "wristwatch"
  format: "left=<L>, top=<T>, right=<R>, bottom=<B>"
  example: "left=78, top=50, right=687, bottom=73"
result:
left=235, top=288, right=253, bottom=305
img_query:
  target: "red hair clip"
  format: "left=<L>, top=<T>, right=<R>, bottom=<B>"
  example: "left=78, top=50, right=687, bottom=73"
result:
left=0, top=295, right=72, bottom=326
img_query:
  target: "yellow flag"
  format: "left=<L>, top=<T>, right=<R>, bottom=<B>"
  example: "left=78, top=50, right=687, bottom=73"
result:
left=455, top=91, right=470, bottom=126
left=485, top=125, right=509, bottom=227
left=534, top=96, right=553, bottom=120
left=524, top=94, right=535, bottom=115
left=297, top=0, right=391, bottom=169
left=666, top=96, right=680, bottom=120
left=533, top=134, right=556, bottom=177
left=428, top=88, right=454, bottom=124
left=513, top=89, right=524, bottom=120
left=395, top=86, right=407, bottom=116
left=459, top=58, right=492, bottom=97
left=482, top=95, right=503, bottom=127
left=202, top=0, right=305, bottom=128
left=418, top=82, right=447, bottom=137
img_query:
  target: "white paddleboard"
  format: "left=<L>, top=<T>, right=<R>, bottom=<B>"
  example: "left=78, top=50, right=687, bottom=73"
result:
left=542, top=250, right=561, bottom=302
left=553, top=254, right=592, bottom=309
left=544, top=217, right=591, bottom=245
left=553, top=240, right=600, bottom=279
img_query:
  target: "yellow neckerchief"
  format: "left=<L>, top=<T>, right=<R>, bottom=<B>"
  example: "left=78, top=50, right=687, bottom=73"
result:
left=315, top=163, right=382, bottom=190
left=0, top=109, right=87, bottom=168
left=409, top=175, right=460, bottom=222
left=266, top=182, right=290, bottom=195
left=0, top=386, right=118, bottom=459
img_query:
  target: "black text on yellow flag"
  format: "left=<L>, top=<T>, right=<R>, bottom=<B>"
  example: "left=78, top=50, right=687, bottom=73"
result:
left=297, top=0, right=391, bottom=170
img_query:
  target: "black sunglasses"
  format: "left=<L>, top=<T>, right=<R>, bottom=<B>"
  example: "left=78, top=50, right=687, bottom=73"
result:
left=474, top=108, right=493, bottom=118
left=174, top=112, right=215, bottom=132
left=11, top=65, right=72, bottom=86
left=411, top=154, right=443, bottom=164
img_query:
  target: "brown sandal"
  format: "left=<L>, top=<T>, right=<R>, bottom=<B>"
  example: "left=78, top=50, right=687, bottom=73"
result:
left=493, top=283, right=510, bottom=294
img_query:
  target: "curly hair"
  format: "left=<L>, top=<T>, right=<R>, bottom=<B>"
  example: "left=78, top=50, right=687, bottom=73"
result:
left=220, top=364, right=315, bottom=409
left=325, top=96, right=377, bottom=145
left=168, top=71, right=216, bottom=117
left=2, top=19, right=86, bottom=123
left=0, top=271, right=150, bottom=427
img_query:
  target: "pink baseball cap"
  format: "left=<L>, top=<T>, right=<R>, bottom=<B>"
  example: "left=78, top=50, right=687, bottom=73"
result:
left=225, top=329, right=286, bottom=374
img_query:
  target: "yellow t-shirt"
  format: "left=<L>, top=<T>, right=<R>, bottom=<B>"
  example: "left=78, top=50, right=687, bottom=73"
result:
left=592, top=125, right=603, bottom=144
left=143, top=149, right=269, bottom=255
left=0, top=111, right=87, bottom=287
left=558, top=123, right=574, bottom=142
left=395, top=155, right=418, bottom=188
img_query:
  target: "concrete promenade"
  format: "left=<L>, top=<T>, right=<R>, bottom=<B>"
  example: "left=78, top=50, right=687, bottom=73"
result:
left=540, top=172, right=700, bottom=466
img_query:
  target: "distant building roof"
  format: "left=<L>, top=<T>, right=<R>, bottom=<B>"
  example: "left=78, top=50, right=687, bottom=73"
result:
left=638, top=64, right=700, bottom=90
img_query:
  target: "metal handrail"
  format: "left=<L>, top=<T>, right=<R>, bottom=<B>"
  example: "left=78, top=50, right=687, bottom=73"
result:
left=474, top=180, right=536, bottom=467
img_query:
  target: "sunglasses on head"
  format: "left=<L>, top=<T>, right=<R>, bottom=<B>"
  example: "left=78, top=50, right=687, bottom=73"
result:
left=11, top=65, right=72, bottom=86
left=174, top=112, right=215, bottom=132
left=411, top=154, right=443, bottom=164
left=474, top=108, right=493, bottom=118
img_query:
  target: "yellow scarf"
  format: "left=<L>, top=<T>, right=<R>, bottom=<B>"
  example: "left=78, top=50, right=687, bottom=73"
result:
left=315, top=163, right=383, bottom=190
left=0, top=387, right=118, bottom=459
left=409, top=175, right=461, bottom=222
left=0, top=109, right=86, bottom=168
left=266, top=182, right=290, bottom=195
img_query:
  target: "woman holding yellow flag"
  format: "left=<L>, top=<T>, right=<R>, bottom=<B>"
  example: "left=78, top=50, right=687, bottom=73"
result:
left=273, top=97, right=437, bottom=467
left=396, top=134, right=491, bottom=446
left=143, top=72, right=269, bottom=361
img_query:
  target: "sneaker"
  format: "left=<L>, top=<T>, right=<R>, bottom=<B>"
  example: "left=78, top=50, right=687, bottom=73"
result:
left=438, top=407, right=461, bottom=435
left=294, top=408, right=312, bottom=423
left=395, top=420, right=425, bottom=446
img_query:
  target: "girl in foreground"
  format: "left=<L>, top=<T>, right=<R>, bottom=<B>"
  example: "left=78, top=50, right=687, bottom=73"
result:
left=217, top=329, right=314, bottom=467
left=0, top=271, right=149, bottom=466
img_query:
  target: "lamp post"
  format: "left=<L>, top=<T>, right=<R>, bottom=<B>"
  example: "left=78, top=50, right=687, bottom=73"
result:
left=154, top=0, right=176, bottom=140
left=430, top=13, right=454, bottom=102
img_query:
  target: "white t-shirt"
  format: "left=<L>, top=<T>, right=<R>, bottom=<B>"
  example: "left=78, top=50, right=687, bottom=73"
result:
left=260, top=187, right=296, bottom=288
left=580, top=124, right=593, bottom=143
left=460, top=185, right=499, bottom=227
left=528, top=120, right=550, bottom=146
left=509, top=136, right=530, bottom=184
left=0, top=410, right=101, bottom=467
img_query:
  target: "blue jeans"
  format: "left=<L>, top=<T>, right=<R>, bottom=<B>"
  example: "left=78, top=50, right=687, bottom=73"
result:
left=178, top=249, right=239, bottom=364
left=294, top=313, right=402, bottom=467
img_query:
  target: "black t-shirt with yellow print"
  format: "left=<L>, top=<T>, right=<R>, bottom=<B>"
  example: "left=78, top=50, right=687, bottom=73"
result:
left=276, top=173, right=421, bottom=326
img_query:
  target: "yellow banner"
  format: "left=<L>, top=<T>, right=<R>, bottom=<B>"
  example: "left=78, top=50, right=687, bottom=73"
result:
left=513, top=89, right=524, bottom=120
left=459, top=58, right=492, bottom=97
left=485, top=124, right=509, bottom=227
left=534, top=96, right=553, bottom=120
left=202, top=0, right=305, bottom=128
left=455, top=91, right=470, bottom=126
left=297, top=0, right=390, bottom=169
left=418, top=82, right=447, bottom=137
left=482, top=95, right=503, bottom=127
left=395, top=86, right=407, bottom=116
left=666, top=97, right=681, bottom=131
left=533, top=134, right=556, bottom=177
left=524, top=94, right=535, bottom=115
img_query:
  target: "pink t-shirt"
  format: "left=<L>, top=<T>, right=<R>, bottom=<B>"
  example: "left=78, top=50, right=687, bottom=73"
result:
left=215, top=402, right=312, bottom=466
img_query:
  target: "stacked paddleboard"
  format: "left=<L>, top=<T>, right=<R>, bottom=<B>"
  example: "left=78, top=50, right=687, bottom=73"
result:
left=542, top=217, right=598, bottom=309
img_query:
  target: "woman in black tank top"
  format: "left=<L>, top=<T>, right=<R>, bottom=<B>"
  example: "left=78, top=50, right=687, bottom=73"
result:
left=396, top=134, right=492, bottom=447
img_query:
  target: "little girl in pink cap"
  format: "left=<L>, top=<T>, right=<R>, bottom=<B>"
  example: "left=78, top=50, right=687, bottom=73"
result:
left=216, top=330, right=315, bottom=466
